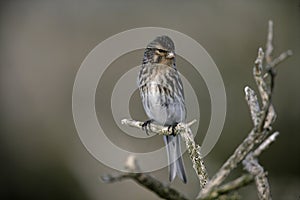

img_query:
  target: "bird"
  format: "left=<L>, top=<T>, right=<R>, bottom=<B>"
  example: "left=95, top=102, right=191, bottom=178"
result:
left=137, top=35, right=187, bottom=183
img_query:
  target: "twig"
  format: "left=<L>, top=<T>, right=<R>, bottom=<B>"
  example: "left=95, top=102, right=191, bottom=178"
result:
left=269, top=50, right=293, bottom=68
left=199, top=128, right=270, bottom=198
left=217, top=175, right=254, bottom=195
left=252, top=131, right=279, bottom=158
left=101, top=156, right=189, bottom=200
left=101, top=173, right=189, bottom=200
left=202, top=174, right=254, bottom=199
left=244, top=86, right=261, bottom=126
left=121, top=119, right=196, bottom=136
left=265, top=20, right=292, bottom=69
left=181, top=125, right=209, bottom=188
left=243, top=159, right=270, bottom=200
left=199, top=20, right=292, bottom=198
left=265, top=20, right=273, bottom=65
left=199, top=47, right=275, bottom=198
left=254, top=48, right=269, bottom=108
left=242, top=132, right=279, bottom=200
left=121, top=119, right=209, bottom=188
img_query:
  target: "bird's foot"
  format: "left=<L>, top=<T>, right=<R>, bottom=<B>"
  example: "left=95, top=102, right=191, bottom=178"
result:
left=168, top=123, right=178, bottom=136
left=141, top=119, right=153, bottom=135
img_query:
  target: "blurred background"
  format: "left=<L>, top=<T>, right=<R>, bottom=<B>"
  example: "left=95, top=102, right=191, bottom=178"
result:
left=0, top=0, right=299, bottom=199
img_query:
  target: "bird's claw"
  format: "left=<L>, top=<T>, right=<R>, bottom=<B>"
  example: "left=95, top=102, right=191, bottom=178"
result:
left=142, top=119, right=153, bottom=135
left=167, top=123, right=178, bottom=136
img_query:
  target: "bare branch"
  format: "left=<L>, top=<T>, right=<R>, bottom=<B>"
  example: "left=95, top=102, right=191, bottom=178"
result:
left=199, top=21, right=288, bottom=198
left=121, top=119, right=196, bottom=136
left=101, top=172, right=190, bottom=200
left=181, top=126, right=209, bottom=188
left=269, top=50, right=293, bottom=68
left=217, top=175, right=253, bottom=195
left=199, top=46, right=277, bottom=198
left=101, top=172, right=189, bottom=200
left=242, top=132, right=279, bottom=200
left=265, top=20, right=274, bottom=64
left=243, top=158, right=271, bottom=200
left=202, top=174, right=254, bottom=199
left=254, top=48, right=269, bottom=108
left=200, top=132, right=279, bottom=199
left=244, top=86, right=261, bottom=126
left=253, top=131, right=279, bottom=157
left=122, top=119, right=208, bottom=188
left=254, top=47, right=273, bottom=132
left=199, top=127, right=270, bottom=198
left=101, top=156, right=189, bottom=200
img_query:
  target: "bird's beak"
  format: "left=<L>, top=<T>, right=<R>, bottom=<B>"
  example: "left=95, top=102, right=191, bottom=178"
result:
left=166, top=52, right=175, bottom=59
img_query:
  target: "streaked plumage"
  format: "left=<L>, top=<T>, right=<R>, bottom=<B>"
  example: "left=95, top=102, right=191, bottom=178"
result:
left=138, top=36, right=187, bottom=183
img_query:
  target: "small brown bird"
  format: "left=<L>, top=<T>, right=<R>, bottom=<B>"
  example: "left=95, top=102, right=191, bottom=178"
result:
left=138, top=36, right=187, bottom=183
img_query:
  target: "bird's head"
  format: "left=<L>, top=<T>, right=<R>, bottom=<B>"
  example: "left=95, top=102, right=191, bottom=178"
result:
left=143, top=35, right=176, bottom=67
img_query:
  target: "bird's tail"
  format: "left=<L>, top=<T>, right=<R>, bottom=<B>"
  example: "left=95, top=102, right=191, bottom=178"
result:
left=163, top=135, right=187, bottom=183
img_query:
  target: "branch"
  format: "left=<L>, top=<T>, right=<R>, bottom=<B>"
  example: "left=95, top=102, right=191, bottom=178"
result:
left=101, top=156, right=189, bottom=200
left=265, top=20, right=292, bottom=68
left=180, top=123, right=209, bottom=188
left=199, top=48, right=274, bottom=198
left=199, top=20, right=290, bottom=199
left=121, top=119, right=209, bottom=188
left=121, top=119, right=196, bottom=136
left=201, top=174, right=254, bottom=199
left=244, top=86, right=261, bottom=126
left=199, top=130, right=277, bottom=200
left=254, top=48, right=269, bottom=108
left=252, top=131, right=279, bottom=158
left=242, top=132, right=279, bottom=200
left=101, top=173, right=188, bottom=200
left=269, top=50, right=293, bottom=68
left=243, top=159, right=270, bottom=200
left=265, top=20, right=273, bottom=65
left=217, top=175, right=253, bottom=195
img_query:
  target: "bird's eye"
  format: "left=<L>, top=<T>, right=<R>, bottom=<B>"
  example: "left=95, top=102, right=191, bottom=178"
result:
left=158, top=49, right=167, bottom=53
left=155, top=49, right=167, bottom=55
